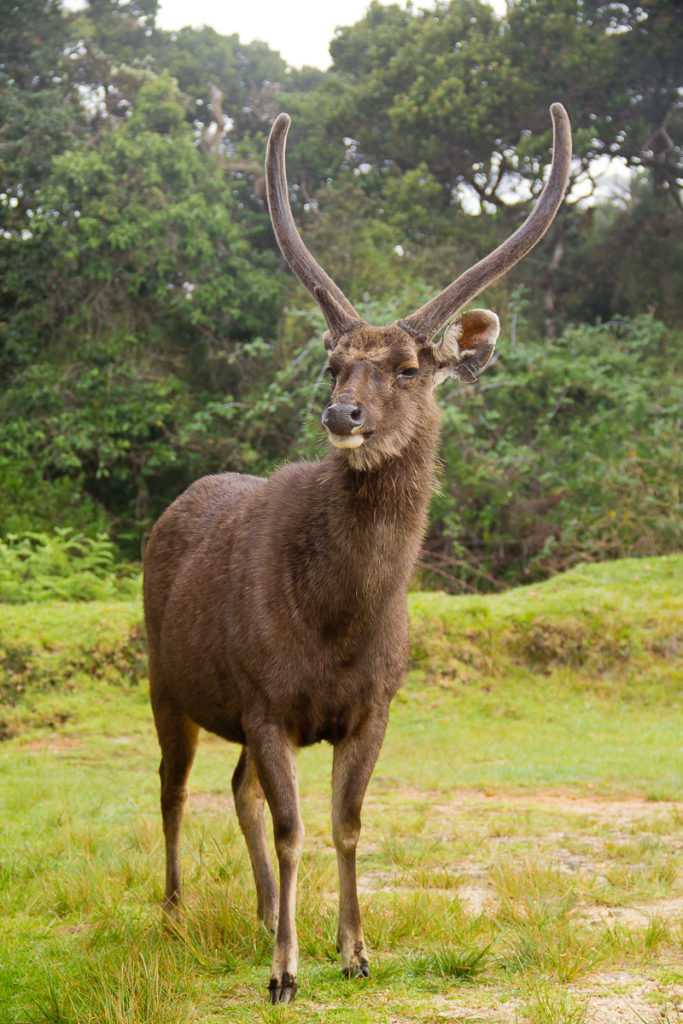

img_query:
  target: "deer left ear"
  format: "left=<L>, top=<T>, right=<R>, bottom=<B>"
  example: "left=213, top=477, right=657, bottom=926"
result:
left=431, top=309, right=499, bottom=386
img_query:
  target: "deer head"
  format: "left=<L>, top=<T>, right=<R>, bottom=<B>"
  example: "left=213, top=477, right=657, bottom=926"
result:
left=266, top=106, right=572, bottom=469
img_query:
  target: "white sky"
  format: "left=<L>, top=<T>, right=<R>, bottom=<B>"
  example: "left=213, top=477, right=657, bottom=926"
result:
left=157, top=0, right=406, bottom=69
left=63, top=0, right=505, bottom=70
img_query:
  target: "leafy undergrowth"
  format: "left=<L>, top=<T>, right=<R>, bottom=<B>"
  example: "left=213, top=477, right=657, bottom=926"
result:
left=0, top=529, right=140, bottom=603
left=0, top=555, right=681, bottom=1022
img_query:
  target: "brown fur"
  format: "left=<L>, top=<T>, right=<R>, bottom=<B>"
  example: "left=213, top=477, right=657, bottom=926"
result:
left=144, top=325, right=445, bottom=1000
left=144, top=107, right=570, bottom=1003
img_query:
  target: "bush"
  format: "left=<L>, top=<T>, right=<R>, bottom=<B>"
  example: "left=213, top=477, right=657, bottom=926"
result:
left=426, top=314, right=682, bottom=589
left=0, top=529, right=140, bottom=603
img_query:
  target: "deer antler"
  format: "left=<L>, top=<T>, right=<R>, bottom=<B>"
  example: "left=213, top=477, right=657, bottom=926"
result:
left=266, top=105, right=571, bottom=343
left=266, top=113, right=363, bottom=335
left=400, top=103, right=572, bottom=343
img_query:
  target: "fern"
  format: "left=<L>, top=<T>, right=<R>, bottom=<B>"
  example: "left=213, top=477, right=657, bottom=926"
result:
left=0, top=530, right=139, bottom=603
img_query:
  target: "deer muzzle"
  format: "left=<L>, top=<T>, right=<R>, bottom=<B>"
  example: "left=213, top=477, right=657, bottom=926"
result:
left=322, top=401, right=369, bottom=448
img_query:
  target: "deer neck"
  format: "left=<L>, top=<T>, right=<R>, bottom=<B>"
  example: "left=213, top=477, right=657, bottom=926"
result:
left=317, top=403, right=441, bottom=594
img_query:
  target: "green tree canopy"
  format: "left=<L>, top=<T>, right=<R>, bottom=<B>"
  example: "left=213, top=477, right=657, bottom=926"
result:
left=1, top=70, right=281, bottom=540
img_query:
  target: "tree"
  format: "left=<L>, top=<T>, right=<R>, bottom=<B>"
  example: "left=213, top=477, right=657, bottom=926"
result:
left=0, top=0, right=85, bottom=235
left=580, top=0, right=682, bottom=206
left=155, top=25, right=287, bottom=137
left=0, top=75, right=280, bottom=542
left=427, top=315, right=682, bottom=589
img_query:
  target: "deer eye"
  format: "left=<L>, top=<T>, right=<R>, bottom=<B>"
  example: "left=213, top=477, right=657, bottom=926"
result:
left=326, top=366, right=337, bottom=385
left=396, top=365, right=418, bottom=381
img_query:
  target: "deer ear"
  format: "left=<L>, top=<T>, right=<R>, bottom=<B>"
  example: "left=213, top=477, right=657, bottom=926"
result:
left=432, top=309, right=499, bottom=386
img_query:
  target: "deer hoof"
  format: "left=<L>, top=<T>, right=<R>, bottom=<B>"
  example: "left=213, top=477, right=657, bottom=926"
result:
left=342, top=939, right=370, bottom=979
left=343, top=959, right=369, bottom=979
left=268, top=973, right=297, bottom=1004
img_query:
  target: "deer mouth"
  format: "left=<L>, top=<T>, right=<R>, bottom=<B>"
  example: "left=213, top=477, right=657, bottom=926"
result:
left=326, top=432, right=367, bottom=449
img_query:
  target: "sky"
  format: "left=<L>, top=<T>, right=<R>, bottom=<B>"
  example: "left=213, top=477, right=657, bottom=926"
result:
left=60, top=0, right=414, bottom=69
left=156, top=0, right=409, bottom=69
left=60, top=1, right=507, bottom=70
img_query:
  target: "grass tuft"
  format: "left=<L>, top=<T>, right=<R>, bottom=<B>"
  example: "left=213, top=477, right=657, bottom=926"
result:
left=518, top=982, right=588, bottom=1024
left=411, top=942, right=491, bottom=981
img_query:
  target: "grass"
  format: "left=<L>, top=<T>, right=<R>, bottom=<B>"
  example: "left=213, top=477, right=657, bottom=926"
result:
left=0, top=555, right=681, bottom=1022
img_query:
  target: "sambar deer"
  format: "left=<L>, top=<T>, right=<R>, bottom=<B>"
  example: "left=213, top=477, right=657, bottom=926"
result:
left=143, top=103, right=571, bottom=1002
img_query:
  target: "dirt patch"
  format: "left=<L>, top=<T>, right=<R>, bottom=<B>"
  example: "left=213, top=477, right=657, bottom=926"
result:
left=425, top=787, right=680, bottom=827
left=431, top=992, right=518, bottom=1022
left=192, top=789, right=234, bottom=812
left=428, top=976, right=683, bottom=1024
left=184, top=782, right=681, bottom=1022
left=572, top=971, right=683, bottom=1024
left=18, top=734, right=83, bottom=753
left=496, top=791, right=679, bottom=826
left=369, top=781, right=680, bottom=820
left=582, top=895, right=683, bottom=928
left=457, top=882, right=493, bottom=916
left=583, top=996, right=659, bottom=1023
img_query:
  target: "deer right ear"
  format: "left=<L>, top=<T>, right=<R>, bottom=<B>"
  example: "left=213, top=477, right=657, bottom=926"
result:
left=432, top=309, right=499, bottom=386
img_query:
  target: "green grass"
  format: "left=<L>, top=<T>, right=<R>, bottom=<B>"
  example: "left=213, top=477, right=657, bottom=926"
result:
left=0, top=555, right=681, bottom=1022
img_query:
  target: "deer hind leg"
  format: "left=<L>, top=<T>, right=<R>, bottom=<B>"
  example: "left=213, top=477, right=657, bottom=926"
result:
left=247, top=726, right=304, bottom=1004
left=232, top=746, right=279, bottom=932
left=154, top=700, right=200, bottom=912
left=332, top=709, right=389, bottom=979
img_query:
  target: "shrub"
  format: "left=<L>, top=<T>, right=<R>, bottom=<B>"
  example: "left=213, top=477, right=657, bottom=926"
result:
left=0, top=529, right=140, bottom=603
left=426, top=314, right=682, bottom=589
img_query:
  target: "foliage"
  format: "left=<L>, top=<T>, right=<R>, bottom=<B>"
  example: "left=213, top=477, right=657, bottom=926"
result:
left=154, top=24, right=288, bottom=135
left=559, top=175, right=683, bottom=326
left=0, top=0, right=85, bottom=235
left=320, top=0, right=682, bottom=205
left=581, top=0, right=682, bottom=202
left=0, top=72, right=282, bottom=545
left=0, top=529, right=139, bottom=602
left=427, top=315, right=682, bottom=589
left=293, top=0, right=682, bottom=335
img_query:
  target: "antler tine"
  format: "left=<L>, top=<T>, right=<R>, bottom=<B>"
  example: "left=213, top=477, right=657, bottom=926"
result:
left=266, top=113, right=362, bottom=332
left=401, top=103, right=572, bottom=343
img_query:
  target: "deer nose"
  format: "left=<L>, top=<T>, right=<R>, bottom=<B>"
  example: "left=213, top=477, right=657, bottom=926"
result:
left=322, top=401, right=365, bottom=436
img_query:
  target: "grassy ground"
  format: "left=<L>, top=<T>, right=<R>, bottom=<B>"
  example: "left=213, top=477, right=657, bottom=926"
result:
left=1, top=556, right=681, bottom=1023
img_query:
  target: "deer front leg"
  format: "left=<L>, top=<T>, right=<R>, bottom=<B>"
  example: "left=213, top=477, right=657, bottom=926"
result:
left=248, top=727, right=304, bottom=1004
left=332, top=708, right=389, bottom=979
